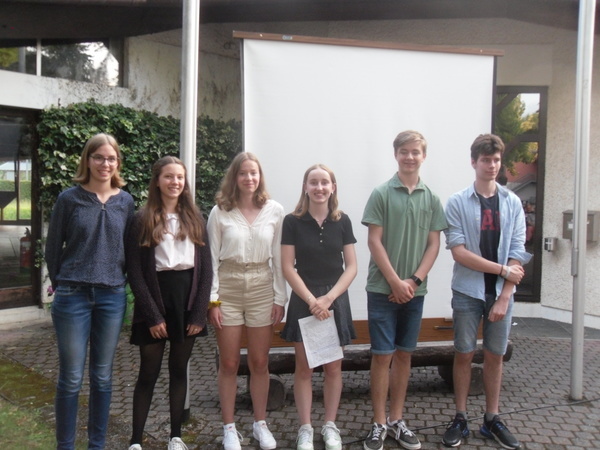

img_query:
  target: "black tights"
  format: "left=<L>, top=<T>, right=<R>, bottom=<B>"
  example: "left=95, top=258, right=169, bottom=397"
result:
left=129, top=337, right=195, bottom=445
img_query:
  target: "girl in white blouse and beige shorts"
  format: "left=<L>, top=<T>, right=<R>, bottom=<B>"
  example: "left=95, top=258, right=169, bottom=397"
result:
left=207, top=152, right=287, bottom=450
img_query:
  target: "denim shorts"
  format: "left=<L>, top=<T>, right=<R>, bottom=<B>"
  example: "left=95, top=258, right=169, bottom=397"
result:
left=367, top=291, right=424, bottom=354
left=452, top=289, right=513, bottom=355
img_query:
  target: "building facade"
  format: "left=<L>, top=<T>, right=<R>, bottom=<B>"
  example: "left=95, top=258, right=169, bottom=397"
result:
left=0, top=1, right=598, bottom=328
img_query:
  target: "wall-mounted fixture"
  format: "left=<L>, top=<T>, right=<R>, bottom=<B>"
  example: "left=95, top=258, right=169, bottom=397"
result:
left=544, top=237, right=557, bottom=252
left=562, top=210, right=600, bottom=242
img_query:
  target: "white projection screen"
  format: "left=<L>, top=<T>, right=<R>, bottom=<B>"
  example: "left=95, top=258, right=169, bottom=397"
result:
left=238, top=32, right=501, bottom=321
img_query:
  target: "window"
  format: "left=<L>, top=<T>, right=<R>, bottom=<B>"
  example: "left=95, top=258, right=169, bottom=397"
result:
left=0, top=39, right=123, bottom=87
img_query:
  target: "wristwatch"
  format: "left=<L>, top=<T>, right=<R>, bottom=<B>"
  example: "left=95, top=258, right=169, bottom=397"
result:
left=410, top=275, right=423, bottom=286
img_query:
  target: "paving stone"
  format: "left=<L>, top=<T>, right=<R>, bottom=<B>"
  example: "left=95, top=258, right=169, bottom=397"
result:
left=1, top=319, right=600, bottom=448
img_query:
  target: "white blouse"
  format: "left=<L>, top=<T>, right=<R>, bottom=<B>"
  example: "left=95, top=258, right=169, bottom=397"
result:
left=207, top=199, right=287, bottom=306
left=155, top=214, right=195, bottom=271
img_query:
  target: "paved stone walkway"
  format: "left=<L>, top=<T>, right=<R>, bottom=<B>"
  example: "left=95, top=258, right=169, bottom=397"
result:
left=0, top=317, right=599, bottom=449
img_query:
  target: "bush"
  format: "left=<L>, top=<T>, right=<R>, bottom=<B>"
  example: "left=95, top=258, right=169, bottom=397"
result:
left=37, top=100, right=241, bottom=219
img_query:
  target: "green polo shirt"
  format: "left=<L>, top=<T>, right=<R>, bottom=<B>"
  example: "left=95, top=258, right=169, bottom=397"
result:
left=361, top=173, right=447, bottom=296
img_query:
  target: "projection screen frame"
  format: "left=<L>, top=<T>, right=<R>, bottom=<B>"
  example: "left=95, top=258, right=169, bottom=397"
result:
left=236, top=31, right=503, bottom=324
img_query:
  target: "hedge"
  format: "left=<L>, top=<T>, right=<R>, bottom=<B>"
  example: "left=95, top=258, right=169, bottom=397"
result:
left=37, top=100, right=241, bottom=218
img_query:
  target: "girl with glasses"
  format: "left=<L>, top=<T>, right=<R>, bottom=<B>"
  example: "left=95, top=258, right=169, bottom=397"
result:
left=45, top=133, right=135, bottom=449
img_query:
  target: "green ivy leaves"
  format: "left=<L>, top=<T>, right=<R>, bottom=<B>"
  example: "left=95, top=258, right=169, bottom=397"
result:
left=37, top=100, right=241, bottom=219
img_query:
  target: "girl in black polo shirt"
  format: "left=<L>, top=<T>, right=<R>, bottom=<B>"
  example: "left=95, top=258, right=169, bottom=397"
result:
left=280, top=164, right=358, bottom=450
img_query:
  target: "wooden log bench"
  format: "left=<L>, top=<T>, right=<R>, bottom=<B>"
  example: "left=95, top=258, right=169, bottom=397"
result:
left=223, top=318, right=513, bottom=410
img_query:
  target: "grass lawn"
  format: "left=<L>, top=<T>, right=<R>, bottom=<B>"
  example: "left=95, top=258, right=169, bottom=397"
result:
left=0, top=355, right=95, bottom=449
left=0, top=398, right=56, bottom=448
left=0, top=355, right=57, bottom=447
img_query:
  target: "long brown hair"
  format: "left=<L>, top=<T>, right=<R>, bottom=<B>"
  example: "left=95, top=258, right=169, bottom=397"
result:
left=73, top=133, right=126, bottom=188
left=292, top=164, right=342, bottom=221
left=215, top=152, right=269, bottom=211
left=138, top=156, right=205, bottom=247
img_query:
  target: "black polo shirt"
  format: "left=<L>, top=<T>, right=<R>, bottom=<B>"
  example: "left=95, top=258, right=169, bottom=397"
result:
left=281, top=212, right=356, bottom=286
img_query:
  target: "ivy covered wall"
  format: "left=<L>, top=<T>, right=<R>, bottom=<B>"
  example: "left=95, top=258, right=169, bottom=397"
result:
left=37, top=100, right=242, bottom=217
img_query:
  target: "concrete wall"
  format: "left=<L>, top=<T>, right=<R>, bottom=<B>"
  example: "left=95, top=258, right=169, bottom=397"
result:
left=0, top=37, right=180, bottom=116
left=187, top=18, right=600, bottom=326
left=126, top=37, right=181, bottom=117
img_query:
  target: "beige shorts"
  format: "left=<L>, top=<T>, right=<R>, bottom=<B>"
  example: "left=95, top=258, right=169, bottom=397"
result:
left=218, top=261, right=274, bottom=327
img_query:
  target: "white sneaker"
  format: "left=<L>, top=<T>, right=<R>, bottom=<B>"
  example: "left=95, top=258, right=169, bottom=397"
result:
left=321, top=421, right=342, bottom=450
left=167, top=437, right=188, bottom=450
left=223, top=423, right=243, bottom=450
left=128, top=445, right=142, bottom=450
left=253, top=420, right=277, bottom=449
left=296, top=424, right=314, bottom=450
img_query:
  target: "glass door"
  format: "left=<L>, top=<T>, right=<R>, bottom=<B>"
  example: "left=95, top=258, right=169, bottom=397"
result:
left=0, top=109, right=38, bottom=309
left=494, top=86, right=547, bottom=303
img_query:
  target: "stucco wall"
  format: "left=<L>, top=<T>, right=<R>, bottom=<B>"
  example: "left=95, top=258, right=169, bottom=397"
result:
left=540, top=33, right=600, bottom=320
left=191, top=18, right=600, bottom=321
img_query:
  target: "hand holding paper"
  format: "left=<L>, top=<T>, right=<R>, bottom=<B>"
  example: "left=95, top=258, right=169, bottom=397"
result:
left=299, top=311, right=344, bottom=369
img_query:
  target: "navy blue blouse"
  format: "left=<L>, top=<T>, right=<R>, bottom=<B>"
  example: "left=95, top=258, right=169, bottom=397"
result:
left=45, top=185, right=135, bottom=289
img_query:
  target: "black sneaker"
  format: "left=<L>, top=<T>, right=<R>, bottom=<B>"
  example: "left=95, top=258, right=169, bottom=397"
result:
left=442, top=414, right=469, bottom=447
left=363, top=423, right=387, bottom=450
left=386, top=418, right=421, bottom=449
left=480, top=416, right=520, bottom=449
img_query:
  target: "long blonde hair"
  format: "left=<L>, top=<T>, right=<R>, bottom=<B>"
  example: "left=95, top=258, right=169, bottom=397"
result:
left=292, top=164, right=342, bottom=221
left=138, top=156, right=206, bottom=247
left=215, top=152, right=269, bottom=211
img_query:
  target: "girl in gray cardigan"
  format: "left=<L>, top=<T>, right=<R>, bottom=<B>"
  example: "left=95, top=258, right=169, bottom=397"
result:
left=126, top=156, right=212, bottom=450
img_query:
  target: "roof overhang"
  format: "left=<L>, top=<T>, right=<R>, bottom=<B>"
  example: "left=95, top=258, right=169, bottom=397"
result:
left=0, top=0, right=596, bottom=47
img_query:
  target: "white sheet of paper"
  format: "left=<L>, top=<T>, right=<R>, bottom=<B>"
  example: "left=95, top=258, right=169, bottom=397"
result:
left=298, top=312, right=344, bottom=369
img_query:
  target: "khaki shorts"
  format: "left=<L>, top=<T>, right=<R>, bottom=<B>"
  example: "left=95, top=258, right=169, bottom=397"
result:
left=218, top=261, right=274, bottom=327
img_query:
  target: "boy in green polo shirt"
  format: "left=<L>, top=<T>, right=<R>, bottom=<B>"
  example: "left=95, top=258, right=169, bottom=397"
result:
left=361, top=130, right=447, bottom=450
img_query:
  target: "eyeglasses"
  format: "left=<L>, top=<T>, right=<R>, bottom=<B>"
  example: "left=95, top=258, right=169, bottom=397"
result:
left=90, top=155, right=119, bottom=166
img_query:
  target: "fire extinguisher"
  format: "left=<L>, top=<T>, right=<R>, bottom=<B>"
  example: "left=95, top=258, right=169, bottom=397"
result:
left=20, top=227, right=32, bottom=273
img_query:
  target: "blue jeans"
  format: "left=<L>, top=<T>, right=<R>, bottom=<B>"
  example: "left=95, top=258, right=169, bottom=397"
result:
left=367, top=291, right=425, bottom=354
left=51, top=285, right=126, bottom=449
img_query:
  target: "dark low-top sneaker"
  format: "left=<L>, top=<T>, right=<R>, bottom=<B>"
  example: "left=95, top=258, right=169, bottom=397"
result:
left=386, top=418, right=421, bottom=450
left=442, top=414, right=469, bottom=447
left=363, top=423, right=387, bottom=450
left=480, top=416, right=520, bottom=449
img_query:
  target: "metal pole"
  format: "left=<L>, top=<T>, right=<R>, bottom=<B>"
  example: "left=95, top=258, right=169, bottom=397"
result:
left=180, top=0, right=200, bottom=191
left=570, top=0, right=595, bottom=401
left=180, top=0, right=200, bottom=422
